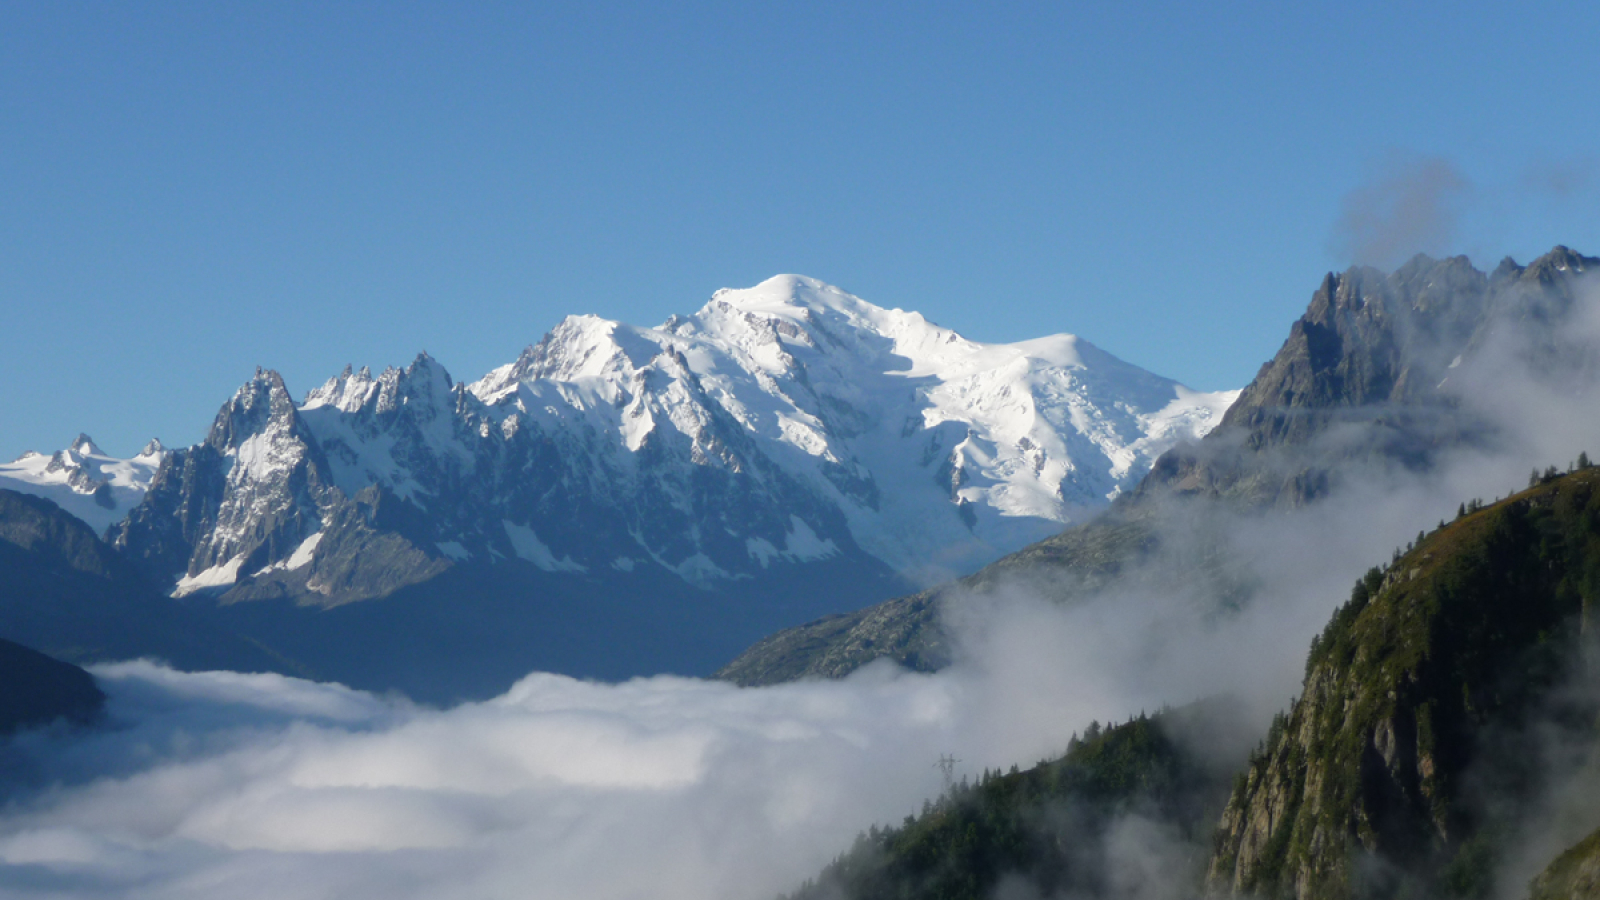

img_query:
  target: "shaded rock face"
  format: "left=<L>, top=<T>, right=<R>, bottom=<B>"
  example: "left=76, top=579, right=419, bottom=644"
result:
left=1207, top=470, right=1600, bottom=900
left=111, top=364, right=453, bottom=605
left=113, top=356, right=885, bottom=609
left=0, top=488, right=286, bottom=674
left=1144, top=247, right=1598, bottom=508
left=0, top=637, right=103, bottom=735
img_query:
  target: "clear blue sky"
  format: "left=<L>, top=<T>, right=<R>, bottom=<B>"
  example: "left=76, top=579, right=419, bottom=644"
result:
left=3, top=1, right=1598, bottom=458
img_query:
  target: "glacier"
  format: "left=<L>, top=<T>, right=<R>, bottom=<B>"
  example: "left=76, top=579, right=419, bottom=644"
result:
left=0, top=435, right=164, bottom=533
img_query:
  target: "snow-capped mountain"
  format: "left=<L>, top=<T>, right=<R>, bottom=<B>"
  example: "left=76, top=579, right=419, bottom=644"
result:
left=0, top=435, right=164, bottom=532
left=112, top=276, right=1235, bottom=609
left=470, top=275, right=1234, bottom=574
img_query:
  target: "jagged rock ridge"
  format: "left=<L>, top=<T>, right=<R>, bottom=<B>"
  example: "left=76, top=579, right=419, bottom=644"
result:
left=111, top=275, right=1233, bottom=606
left=1142, top=245, right=1598, bottom=506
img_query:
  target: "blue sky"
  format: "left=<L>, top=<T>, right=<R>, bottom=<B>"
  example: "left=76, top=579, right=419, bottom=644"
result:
left=3, top=1, right=1598, bottom=458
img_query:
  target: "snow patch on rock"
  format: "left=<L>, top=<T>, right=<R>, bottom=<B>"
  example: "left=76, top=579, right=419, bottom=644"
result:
left=174, top=555, right=246, bottom=597
left=503, top=520, right=587, bottom=573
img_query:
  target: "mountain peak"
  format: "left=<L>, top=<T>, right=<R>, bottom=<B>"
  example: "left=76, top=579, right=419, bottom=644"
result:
left=1522, top=244, right=1597, bottom=282
left=406, top=351, right=452, bottom=388
left=708, top=274, right=877, bottom=319
left=208, top=368, right=302, bottom=452
left=304, top=364, right=379, bottom=413
left=0, top=433, right=166, bottom=533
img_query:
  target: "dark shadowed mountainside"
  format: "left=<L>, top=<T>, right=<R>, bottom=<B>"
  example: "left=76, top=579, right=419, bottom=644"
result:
left=0, top=637, right=104, bottom=736
left=785, top=464, right=1600, bottom=900
left=782, top=699, right=1247, bottom=900
left=0, top=489, right=291, bottom=674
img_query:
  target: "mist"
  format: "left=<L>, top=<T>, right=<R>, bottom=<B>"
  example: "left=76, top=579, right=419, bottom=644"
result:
left=1331, top=153, right=1470, bottom=271
left=3, top=268, right=1600, bottom=899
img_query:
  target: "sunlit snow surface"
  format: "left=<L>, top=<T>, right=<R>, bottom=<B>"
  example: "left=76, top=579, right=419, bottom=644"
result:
left=5, top=278, right=1234, bottom=585
left=465, top=275, right=1237, bottom=573
left=0, top=437, right=163, bottom=533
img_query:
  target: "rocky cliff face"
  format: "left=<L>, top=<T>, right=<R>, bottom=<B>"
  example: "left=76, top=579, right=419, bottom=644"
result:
left=1207, top=469, right=1600, bottom=900
left=1143, top=246, right=1597, bottom=507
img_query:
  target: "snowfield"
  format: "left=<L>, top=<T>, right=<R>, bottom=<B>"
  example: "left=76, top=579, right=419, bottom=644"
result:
left=0, top=435, right=164, bottom=533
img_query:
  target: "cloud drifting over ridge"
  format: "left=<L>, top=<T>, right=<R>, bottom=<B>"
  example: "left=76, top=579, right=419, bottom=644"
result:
left=0, top=474, right=1551, bottom=900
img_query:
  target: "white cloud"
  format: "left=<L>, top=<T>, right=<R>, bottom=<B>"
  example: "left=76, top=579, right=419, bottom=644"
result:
left=0, top=660, right=1048, bottom=900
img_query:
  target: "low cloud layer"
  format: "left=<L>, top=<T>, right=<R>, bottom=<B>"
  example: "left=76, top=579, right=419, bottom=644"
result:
left=0, top=463, right=1576, bottom=900
left=0, top=504, right=1421, bottom=900
left=0, top=663, right=978, bottom=899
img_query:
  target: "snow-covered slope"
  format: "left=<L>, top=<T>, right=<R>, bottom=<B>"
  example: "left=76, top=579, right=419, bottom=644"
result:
left=471, top=275, right=1235, bottom=573
left=113, top=275, right=1236, bottom=602
left=0, top=435, right=164, bottom=533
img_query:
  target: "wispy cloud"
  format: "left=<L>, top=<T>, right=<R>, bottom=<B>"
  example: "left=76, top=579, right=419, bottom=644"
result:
left=1330, top=153, right=1471, bottom=270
